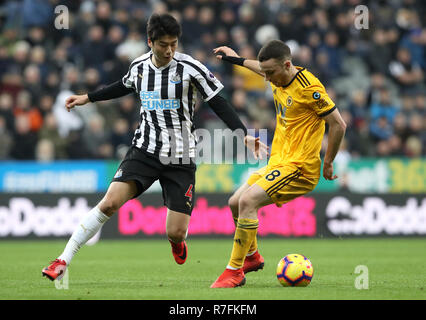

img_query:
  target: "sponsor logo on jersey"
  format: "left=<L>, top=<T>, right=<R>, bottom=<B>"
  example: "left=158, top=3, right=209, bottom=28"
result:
left=312, top=91, right=321, bottom=100
left=140, top=91, right=180, bottom=110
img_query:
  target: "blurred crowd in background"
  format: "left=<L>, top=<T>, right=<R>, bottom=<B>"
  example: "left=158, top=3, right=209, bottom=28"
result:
left=0, top=0, right=424, bottom=162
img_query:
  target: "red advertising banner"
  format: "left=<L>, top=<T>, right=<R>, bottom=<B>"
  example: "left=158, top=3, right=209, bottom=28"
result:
left=118, top=196, right=316, bottom=237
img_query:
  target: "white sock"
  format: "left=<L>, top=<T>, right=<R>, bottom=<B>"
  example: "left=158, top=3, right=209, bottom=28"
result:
left=226, top=265, right=239, bottom=270
left=58, top=206, right=109, bottom=265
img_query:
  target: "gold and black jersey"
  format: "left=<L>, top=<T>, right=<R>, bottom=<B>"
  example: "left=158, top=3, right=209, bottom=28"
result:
left=268, top=67, right=336, bottom=179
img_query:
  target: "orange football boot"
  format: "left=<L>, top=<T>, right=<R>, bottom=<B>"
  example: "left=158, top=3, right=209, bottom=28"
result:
left=42, top=259, right=67, bottom=281
left=210, top=268, right=246, bottom=288
left=243, top=251, right=265, bottom=273
left=169, top=240, right=188, bottom=265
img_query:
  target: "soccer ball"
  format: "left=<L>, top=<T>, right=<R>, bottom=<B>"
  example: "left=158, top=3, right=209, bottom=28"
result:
left=276, top=254, right=314, bottom=287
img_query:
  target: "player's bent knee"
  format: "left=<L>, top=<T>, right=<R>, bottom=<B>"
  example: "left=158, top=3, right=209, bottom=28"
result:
left=238, top=195, right=251, bottom=211
left=98, top=198, right=121, bottom=216
left=238, top=194, right=259, bottom=217
left=228, top=195, right=239, bottom=212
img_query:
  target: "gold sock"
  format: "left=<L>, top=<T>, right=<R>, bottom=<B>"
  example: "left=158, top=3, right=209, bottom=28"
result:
left=228, top=218, right=259, bottom=269
left=248, top=235, right=258, bottom=255
left=233, top=217, right=257, bottom=255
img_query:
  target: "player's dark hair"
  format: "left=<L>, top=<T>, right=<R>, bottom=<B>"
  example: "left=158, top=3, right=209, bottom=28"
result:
left=257, top=40, right=292, bottom=62
left=147, top=13, right=182, bottom=42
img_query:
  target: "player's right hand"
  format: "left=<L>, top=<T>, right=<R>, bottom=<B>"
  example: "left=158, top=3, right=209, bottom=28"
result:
left=65, top=94, right=89, bottom=112
left=323, top=162, right=338, bottom=181
left=213, top=46, right=239, bottom=59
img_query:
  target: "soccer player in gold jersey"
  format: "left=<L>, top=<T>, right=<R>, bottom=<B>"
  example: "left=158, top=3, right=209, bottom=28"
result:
left=211, top=40, right=346, bottom=288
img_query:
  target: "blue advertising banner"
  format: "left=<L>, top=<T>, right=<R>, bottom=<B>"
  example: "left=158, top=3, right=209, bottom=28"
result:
left=0, top=158, right=425, bottom=193
left=0, top=161, right=108, bottom=193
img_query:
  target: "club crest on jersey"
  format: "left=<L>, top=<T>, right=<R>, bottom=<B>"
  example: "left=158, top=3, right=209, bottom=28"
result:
left=313, top=91, right=321, bottom=100
left=170, top=73, right=181, bottom=84
left=286, top=96, right=293, bottom=106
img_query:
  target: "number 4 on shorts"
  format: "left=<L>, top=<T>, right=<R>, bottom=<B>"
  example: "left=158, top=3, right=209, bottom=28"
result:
left=185, top=184, right=193, bottom=201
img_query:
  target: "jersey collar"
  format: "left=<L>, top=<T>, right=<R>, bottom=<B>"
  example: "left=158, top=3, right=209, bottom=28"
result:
left=148, top=51, right=175, bottom=71
left=281, top=66, right=305, bottom=88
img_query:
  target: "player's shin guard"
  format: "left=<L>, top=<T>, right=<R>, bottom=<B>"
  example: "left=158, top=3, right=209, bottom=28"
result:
left=227, top=218, right=259, bottom=269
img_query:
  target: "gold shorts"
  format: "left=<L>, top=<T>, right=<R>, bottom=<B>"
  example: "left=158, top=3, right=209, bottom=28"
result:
left=247, top=164, right=317, bottom=207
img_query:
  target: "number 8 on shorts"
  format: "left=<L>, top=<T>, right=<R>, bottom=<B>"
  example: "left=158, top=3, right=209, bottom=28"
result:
left=265, top=170, right=281, bottom=181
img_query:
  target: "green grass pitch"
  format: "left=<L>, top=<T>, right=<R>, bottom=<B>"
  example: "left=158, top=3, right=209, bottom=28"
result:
left=1, top=238, right=425, bottom=300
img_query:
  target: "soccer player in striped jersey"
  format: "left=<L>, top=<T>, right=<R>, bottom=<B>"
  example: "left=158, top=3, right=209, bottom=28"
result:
left=210, top=40, right=346, bottom=288
left=42, top=13, right=268, bottom=281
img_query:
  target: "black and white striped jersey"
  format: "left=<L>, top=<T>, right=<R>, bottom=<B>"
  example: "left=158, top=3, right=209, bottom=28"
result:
left=122, top=51, right=224, bottom=159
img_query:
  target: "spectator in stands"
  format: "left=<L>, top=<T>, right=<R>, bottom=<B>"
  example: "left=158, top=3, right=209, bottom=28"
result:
left=370, top=116, right=394, bottom=142
left=22, top=0, right=53, bottom=28
left=66, top=129, right=91, bottom=159
left=367, top=28, right=393, bottom=74
left=0, top=116, right=12, bottom=159
left=348, top=89, right=369, bottom=128
left=319, top=30, right=342, bottom=78
left=35, top=138, right=55, bottom=162
left=13, top=90, right=43, bottom=132
left=388, top=134, right=405, bottom=156
left=370, top=88, right=399, bottom=124
left=393, top=112, right=410, bottom=144
left=9, top=41, right=30, bottom=75
left=351, top=119, right=374, bottom=157
left=110, top=118, right=132, bottom=157
left=404, top=136, right=423, bottom=157
left=82, top=113, right=113, bottom=159
left=38, top=112, right=68, bottom=159
left=116, top=95, right=139, bottom=130
left=293, top=45, right=315, bottom=73
left=95, top=1, right=113, bottom=34
left=0, top=92, right=15, bottom=132
left=406, top=114, right=424, bottom=142
left=389, top=46, right=424, bottom=94
left=275, top=10, right=299, bottom=43
left=197, top=6, right=216, bottom=50
left=376, top=139, right=392, bottom=157
left=23, top=64, right=42, bottom=102
left=414, top=92, right=425, bottom=115
left=10, top=114, right=37, bottom=160
left=231, top=89, right=251, bottom=127
left=38, top=94, right=54, bottom=117
left=81, top=25, right=108, bottom=70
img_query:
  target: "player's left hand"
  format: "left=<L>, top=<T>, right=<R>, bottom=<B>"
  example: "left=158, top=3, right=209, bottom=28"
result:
left=323, top=162, right=338, bottom=180
left=244, top=136, right=269, bottom=160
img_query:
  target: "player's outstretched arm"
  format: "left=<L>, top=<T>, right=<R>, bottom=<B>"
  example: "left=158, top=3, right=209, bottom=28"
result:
left=65, top=94, right=89, bottom=112
left=322, top=108, right=347, bottom=180
left=65, top=80, right=133, bottom=112
left=213, top=46, right=264, bottom=77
